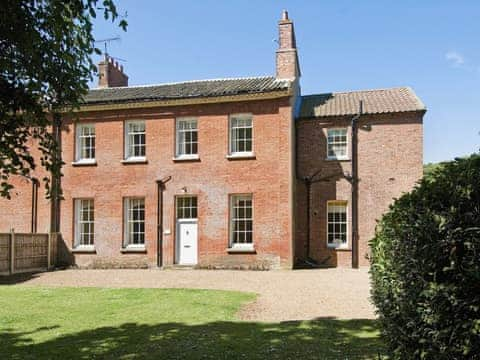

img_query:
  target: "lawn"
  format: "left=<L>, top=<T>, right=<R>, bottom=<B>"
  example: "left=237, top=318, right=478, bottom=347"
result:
left=0, top=286, right=384, bottom=359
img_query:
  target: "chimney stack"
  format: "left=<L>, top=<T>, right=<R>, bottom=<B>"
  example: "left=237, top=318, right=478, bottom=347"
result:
left=276, top=10, right=300, bottom=80
left=98, top=55, right=129, bottom=88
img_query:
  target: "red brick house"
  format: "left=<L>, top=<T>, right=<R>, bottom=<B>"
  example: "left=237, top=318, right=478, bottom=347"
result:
left=0, top=11, right=425, bottom=269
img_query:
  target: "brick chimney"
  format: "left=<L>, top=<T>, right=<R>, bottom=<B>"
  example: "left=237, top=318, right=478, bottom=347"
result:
left=98, top=55, right=128, bottom=88
left=276, top=10, right=300, bottom=80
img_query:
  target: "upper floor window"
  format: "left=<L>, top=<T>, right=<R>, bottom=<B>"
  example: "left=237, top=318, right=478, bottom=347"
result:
left=327, top=201, right=348, bottom=248
left=176, top=118, right=198, bottom=158
left=229, top=114, right=253, bottom=156
left=125, top=120, right=146, bottom=160
left=74, top=199, right=94, bottom=248
left=75, top=124, right=95, bottom=163
left=327, top=128, right=348, bottom=160
left=230, top=194, right=253, bottom=249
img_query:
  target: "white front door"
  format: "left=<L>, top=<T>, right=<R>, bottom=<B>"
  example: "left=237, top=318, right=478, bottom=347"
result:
left=177, top=220, right=198, bottom=265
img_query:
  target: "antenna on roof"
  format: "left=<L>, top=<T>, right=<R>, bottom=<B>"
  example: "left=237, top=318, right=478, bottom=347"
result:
left=94, top=36, right=126, bottom=62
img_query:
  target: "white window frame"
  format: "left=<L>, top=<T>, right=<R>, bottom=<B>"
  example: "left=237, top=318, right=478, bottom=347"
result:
left=124, top=120, right=146, bottom=161
left=229, top=194, right=254, bottom=250
left=75, top=123, right=96, bottom=163
left=326, top=128, right=348, bottom=160
left=175, top=118, right=198, bottom=159
left=123, top=198, right=146, bottom=248
left=176, top=195, right=198, bottom=220
left=74, top=199, right=95, bottom=249
left=228, top=114, right=253, bottom=156
left=327, top=201, right=348, bottom=249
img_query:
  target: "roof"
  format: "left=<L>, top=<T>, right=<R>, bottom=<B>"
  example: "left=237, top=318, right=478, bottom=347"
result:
left=83, top=76, right=292, bottom=105
left=299, top=87, right=426, bottom=118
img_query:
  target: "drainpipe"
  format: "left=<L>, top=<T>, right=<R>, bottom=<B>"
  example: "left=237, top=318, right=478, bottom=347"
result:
left=31, top=178, right=39, bottom=233
left=50, top=112, right=62, bottom=233
left=351, top=100, right=363, bottom=269
left=156, top=176, right=172, bottom=268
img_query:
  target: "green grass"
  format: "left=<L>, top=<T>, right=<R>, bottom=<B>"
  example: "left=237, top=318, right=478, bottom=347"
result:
left=0, top=286, right=385, bottom=359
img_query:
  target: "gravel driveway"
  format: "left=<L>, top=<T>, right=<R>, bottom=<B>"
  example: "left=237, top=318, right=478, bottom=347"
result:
left=5, top=268, right=375, bottom=321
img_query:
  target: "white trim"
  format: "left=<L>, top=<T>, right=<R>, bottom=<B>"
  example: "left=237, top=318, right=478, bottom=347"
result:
left=124, top=120, right=146, bottom=160
left=326, top=128, right=348, bottom=161
left=173, top=154, right=200, bottom=161
left=123, top=197, right=146, bottom=247
left=72, top=159, right=97, bottom=166
left=175, top=117, right=198, bottom=157
left=228, top=113, right=253, bottom=156
left=75, top=123, right=95, bottom=162
left=326, top=201, right=349, bottom=249
left=74, top=198, right=95, bottom=248
left=229, top=194, right=254, bottom=248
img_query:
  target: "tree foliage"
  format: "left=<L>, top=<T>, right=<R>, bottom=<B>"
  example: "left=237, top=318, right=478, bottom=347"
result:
left=0, top=0, right=126, bottom=198
left=370, top=153, right=480, bottom=359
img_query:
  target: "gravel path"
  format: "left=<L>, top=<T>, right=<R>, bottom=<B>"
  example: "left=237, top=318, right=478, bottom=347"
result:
left=5, top=268, right=375, bottom=321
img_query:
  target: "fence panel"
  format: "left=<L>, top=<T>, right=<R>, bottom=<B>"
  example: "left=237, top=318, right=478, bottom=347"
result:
left=0, top=234, right=9, bottom=275
left=0, top=232, right=54, bottom=275
left=14, top=233, right=49, bottom=272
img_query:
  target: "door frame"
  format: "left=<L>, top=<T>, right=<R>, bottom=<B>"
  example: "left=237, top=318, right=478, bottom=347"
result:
left=176, top=218, right=198, bottom=265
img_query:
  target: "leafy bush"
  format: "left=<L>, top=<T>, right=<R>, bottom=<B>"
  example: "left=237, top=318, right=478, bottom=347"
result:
left=370, top=153, right=480, bottom=359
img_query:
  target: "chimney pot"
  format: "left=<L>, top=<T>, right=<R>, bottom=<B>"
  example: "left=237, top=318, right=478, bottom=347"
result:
left=282, top=10, right=289, bottom=20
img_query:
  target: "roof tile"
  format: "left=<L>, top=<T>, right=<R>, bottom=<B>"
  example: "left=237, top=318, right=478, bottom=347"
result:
left=299, top=87, right=426, bottom=118
left=83, top=76, right=291, bottom=105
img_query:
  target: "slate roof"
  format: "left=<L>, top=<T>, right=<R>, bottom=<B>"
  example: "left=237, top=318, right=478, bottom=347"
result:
left=299, top=87, right=426, bottom=118
left=83, top=76, right=292, bottom=105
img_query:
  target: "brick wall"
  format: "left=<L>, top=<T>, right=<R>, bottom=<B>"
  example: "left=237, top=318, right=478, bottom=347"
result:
left=295, top=111, right=424, bottom=267
left=0, top=97, right=295, bottom=269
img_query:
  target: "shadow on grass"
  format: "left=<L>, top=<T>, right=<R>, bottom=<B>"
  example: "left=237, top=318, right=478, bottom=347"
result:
left=1, top=318, right=385, bottom=359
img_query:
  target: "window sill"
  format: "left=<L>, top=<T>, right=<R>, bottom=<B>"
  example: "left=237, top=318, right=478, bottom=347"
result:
left=121, top=247, right=147, bottom=253
left=172, top=155, right=200, bottom=162
left=71, top=160, right=97, bottom=167
left=226, top=153, right=256, bottom=160
left=327, top=245, right=351, bottom=251
left=121, top=158, right=148, bottom=165
left=325, top=157, right=350, bottom=162
left=227, top=246, right=256, bottom=254
left=72, top=246, right=96, bottom=253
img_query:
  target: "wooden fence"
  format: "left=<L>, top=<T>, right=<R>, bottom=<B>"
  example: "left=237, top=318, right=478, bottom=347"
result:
left=0, top=232, right=57, bottom=275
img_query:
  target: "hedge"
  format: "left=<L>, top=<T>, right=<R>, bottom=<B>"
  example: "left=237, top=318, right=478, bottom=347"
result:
left=370, top=153, right=480, bottom=359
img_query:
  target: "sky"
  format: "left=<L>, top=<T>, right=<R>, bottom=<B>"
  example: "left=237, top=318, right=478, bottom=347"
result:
left=92, top=0, right=480, bottom=164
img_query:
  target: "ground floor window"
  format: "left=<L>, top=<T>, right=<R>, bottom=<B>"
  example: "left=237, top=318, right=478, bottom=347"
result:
left=327, top=201, right=348, bottom=248
left=74, top=199, right=94, bottom=247
left=124, top=198, right=145, bottom=247
left=230, top=194, right=253, bottom=248
left=176, top=196, right=198, bottom=219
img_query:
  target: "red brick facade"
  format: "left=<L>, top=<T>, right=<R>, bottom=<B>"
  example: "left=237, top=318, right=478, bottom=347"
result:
left=295, top=112, right=424, bottom=267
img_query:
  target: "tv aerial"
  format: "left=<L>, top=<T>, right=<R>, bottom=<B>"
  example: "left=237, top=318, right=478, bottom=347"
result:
left=94, top=36, right=127, bottom=62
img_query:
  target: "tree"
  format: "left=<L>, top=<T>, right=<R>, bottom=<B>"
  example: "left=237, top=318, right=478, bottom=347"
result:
left=0, top=0, right=127, bottom=198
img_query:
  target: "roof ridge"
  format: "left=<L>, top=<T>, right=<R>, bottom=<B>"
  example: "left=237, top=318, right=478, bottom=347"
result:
left=90, top=75, right=288, bottom=91
left=301, top=86, right=412, bottom=98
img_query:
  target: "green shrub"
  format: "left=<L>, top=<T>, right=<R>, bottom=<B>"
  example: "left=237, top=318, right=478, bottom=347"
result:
left=370, top=153, right=480, bottom=359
